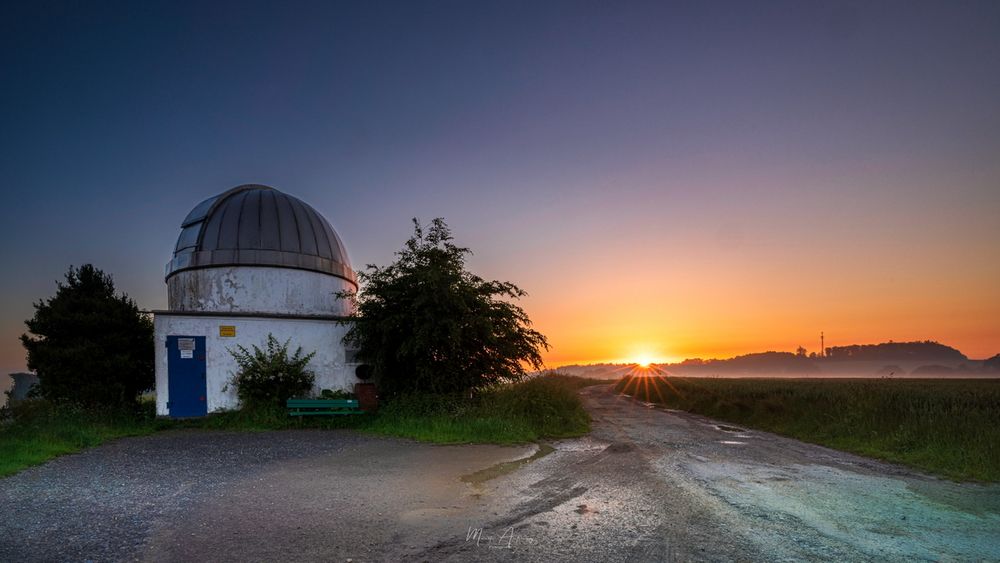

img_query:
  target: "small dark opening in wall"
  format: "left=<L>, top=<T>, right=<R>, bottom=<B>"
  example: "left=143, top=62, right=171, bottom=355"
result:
left=355, top=364, right=372, bottom=380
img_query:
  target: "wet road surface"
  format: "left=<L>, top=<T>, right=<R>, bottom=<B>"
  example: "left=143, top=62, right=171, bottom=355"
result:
left=2, top=386, right=998, bottom=561
left=411, top=386, right=1000, bottom=561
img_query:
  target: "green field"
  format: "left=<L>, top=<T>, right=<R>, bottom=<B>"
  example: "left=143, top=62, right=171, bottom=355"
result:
left=0, top=374, right=601, bottom=477
left=615, top=376, right=1000, bottom=481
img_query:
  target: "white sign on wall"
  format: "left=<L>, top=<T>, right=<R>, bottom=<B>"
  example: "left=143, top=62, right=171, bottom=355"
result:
left=178, top=338, right=196, bottom=359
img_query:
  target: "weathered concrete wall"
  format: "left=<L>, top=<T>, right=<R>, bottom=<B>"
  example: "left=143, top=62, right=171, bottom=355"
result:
left=154, top=314, right=359, bottom=417
left=166, top=267, right=355, bottom=316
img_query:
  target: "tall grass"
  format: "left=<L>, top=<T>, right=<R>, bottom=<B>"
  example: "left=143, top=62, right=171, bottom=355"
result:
left=362, top=375, right=593, bottom=443
left=187, top=373, right=596, bottom=442
left=0, top=400, right=165, bottom=477
left=616, top=376, right=1000, bottom=481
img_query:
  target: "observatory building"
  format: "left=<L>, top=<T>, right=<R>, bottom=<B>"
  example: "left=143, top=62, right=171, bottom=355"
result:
left=153, top=184, right=360, bottom=417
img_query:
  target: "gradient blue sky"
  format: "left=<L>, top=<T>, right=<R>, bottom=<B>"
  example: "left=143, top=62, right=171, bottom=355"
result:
left=2, top=0, right=999, bottom=376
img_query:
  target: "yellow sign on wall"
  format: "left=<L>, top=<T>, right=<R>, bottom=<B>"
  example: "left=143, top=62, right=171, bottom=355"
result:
left=219, top=325, right=236, bottom=337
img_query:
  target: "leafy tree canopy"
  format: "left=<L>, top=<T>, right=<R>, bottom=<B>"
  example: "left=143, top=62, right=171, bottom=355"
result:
left=342, top=218, right=548, bottom=396
left=21, top=264, right=153, bottom=408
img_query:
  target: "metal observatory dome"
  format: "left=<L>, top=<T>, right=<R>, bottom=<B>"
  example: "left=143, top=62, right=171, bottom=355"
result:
left=164, top=184, right=357, bottom=316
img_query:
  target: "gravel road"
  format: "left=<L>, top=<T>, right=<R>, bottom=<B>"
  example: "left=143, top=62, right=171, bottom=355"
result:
left=1, top=386, right=998, bottom=562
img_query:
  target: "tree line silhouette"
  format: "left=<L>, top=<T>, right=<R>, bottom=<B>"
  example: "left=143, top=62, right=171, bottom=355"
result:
left=822, top=340, right=966, bottom=362
left=552, top=341, right=998, bottom=378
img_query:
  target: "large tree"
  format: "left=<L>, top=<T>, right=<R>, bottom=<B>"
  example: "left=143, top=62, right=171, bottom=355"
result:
left=21, top=264, right=154, bottom=407
left=342, top=219, right=548, bottom=396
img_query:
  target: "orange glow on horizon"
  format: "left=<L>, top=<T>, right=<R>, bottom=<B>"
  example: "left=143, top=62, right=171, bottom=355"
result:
left=613, top=344, right=678, bottom=368
left=499, top=186, right=1000, bottom=368
left=521, top=247, right=1000, bottom=367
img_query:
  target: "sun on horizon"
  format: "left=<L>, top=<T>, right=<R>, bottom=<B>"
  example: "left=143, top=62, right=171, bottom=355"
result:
left=632, top=356, right=655, bottom=368
left=623, top=349, right=675, bottom=368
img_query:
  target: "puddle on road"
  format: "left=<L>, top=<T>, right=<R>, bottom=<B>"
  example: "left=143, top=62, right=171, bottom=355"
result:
left=716, top=424, right=747, bottom=433
left=683, top=460, right=1000, bottom=560
left=553, top=436, right=609, bottom=452
left=719, top=440, right=747, bottom=445
left=460, top=443, right=555, bottom=485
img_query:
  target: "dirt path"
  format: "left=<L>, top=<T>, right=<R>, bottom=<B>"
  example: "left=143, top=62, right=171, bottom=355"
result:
left=411, top=386, right=1000, bottom=561
left=568, top=386, right=1000, bottom=561
left=2, top=387, right=998, bottom=561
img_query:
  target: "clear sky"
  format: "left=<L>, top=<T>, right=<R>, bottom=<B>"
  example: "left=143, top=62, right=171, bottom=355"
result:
left=2, top=0, right=998, bottom=376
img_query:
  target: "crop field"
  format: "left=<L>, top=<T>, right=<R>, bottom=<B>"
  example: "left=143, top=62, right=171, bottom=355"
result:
left=615, top=375, right=1000, bottom=481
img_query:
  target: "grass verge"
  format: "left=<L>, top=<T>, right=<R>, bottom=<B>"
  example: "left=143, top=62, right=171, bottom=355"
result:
left=0, top=373, right=601, bottom=477
left=0, top=401, right=166, bottom=477
left=615, top=375, right=1000, bottom=481
left=363, top=375, right=596, bottom=443
left=185, top=373, right=601, bottom=442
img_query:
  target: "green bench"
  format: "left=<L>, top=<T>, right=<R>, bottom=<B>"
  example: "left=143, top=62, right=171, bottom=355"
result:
left=286, top=398, right=363, bottom=416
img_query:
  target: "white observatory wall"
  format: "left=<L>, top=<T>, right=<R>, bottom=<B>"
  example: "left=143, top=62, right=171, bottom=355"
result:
left=167, top=266, right=356, bottom=316
left=154, top=314, right=359, bottom=416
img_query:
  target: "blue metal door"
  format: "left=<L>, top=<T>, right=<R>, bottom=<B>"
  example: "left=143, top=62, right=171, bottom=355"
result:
left=167, top=335, right=207, bottom=418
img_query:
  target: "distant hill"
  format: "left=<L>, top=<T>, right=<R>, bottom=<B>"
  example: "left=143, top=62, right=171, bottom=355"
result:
left=548, top=364, right=637, bottom=379
left=983, top=354, right=1000, bottom=372
left=671, top=352, right=819, bottom=375
left=551, top=340, right=994, bottom=378
left=823, top=341, right=966, bottom=362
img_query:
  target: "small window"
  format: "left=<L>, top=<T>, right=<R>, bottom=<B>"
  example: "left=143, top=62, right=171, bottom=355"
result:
left=181, top=195, right=219, bottom=226
left=175, top=224, right=202, bottom=252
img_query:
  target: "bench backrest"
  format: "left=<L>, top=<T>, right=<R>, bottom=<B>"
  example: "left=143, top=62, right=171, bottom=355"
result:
left=287, top=399, right=359, bottom=408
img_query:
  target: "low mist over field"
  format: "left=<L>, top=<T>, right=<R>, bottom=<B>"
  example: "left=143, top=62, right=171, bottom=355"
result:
left=554, top=341, right=1000, bottom=379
